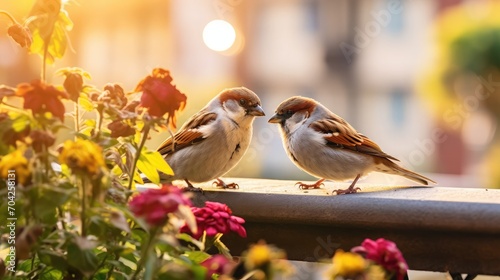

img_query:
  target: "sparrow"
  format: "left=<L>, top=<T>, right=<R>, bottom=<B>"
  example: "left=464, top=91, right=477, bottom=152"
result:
left=268, top=96, right=435, bottom=195
left=155, top=87, right=265, bottom=190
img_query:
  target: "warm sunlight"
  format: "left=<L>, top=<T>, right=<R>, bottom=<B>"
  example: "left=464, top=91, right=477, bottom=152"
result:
left=202, top=19, right=236, bottom=52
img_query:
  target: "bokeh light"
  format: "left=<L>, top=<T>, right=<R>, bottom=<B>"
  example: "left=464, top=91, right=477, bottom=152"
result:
left=202, top=20, right=236, bottom=52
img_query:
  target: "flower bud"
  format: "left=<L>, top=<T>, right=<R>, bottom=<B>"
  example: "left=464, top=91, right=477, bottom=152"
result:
left=7, top=23, right=32, bottom=48
left=63, top=72, right=84, bottom=101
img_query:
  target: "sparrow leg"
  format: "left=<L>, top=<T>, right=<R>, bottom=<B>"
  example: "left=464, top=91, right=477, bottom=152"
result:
left=295, top=179, right=325, bottom=190
left=182, top=179, right=203, bottom=193
left=332, top=174, right=361, bottom=195
left=212, top=178, right=239, bottom=189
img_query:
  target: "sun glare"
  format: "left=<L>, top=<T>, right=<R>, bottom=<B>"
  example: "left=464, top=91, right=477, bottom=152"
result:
left=203, top=20, right=236, bottom=52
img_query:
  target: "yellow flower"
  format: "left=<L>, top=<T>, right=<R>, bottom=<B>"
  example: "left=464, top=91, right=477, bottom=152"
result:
left=328, top=250, right=367, bottom=279
left=243, top=240, right=293, bottom=279
left=245, top=242, right=272, bottom=269
left=58, top=139, right=105, bottom=175
left=366, top=264, right=386, bottom=280
left=0, top=150, right=31, bottom=185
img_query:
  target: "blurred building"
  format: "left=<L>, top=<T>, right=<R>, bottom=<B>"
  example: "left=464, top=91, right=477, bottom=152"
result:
left=1, top=0, right=496, bottom=187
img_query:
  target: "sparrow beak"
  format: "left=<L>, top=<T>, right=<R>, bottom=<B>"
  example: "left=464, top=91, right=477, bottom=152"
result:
left=268, top=114, right=282, bottom=123
left=247, top=105, right=265, bottom=116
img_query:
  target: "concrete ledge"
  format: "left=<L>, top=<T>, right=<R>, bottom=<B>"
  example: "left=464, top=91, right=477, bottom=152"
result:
left=188, top=178, right=500, bottom=275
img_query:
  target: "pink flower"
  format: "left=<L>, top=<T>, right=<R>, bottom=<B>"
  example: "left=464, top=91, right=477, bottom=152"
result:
left=135, top=68, right=187, bottom=125
left=129, top=185, right=191, bottom=226
left=182, top=202, right=246, bottom=239
left=351, top=238, right=408, bottom=280
left=200, top=254, right=234, bottom=279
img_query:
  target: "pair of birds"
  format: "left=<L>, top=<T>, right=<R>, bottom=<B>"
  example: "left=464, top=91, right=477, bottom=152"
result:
left=155, top=87, right=434, bottom=194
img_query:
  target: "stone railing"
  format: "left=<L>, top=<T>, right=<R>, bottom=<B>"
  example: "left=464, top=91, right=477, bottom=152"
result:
left=190, top=178, right=500, bottom=279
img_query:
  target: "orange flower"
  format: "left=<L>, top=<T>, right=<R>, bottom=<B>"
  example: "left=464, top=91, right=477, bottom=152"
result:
left=0, top=149, right=31, bottom=185
left=16, top=80, right=69, bottom=121
left=58, top=139, right=105, bottom=175
left=135, top=68, right=186, bottom=126
left=7, top=23, right=32, bottom=48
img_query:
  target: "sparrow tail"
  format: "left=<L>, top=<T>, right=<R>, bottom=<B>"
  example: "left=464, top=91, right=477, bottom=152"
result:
left=391, top=164, right=436, bottom=185
left=380, top=160, right=436, bottom=185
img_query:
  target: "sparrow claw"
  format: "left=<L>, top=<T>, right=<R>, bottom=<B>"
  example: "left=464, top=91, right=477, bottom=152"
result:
left=295, top=179, right=325, bottom=190
left=212, top=178, right=239, bottom=189
left=332, top=187, right=361, bottom=195
left=182, top=185, right=204, bottom=193
left=182, top=179, right=203, bottom=193
left=332, top=174, right=362, bottom=195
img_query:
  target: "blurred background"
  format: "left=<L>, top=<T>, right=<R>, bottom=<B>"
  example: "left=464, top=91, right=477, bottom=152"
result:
left=1, top=0, right=500, bottom=189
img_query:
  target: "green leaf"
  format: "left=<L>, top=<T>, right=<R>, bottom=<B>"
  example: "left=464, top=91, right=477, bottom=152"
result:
left=38, top=248, right=68, bottom=271
left=110, top=211, right=131, bottom=233
left=39, top=269, right=64, bottom=280
left=11, top=113, right=31, bottom=132
left=79, top=95, right=94, bottom=112
left=143, top=150, right=174, bottom=176
left=28, top=0, right=73, bottom=64
left=67, top=240, right=99, bottom=277
left=137, top=149, right=174, bottom=183
left=176, top=233, right=205, bottom=251
left=29, top=183, right=76, bottom=223
left=136, top=153, right=159, bottom=184
left=184, top=251, right=211, bottom=264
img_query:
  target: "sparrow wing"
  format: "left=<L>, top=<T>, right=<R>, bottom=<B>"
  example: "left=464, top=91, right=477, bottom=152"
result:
left=309, top=116, right=399, bottom=161
left=157, top=110, right=217, bottom=156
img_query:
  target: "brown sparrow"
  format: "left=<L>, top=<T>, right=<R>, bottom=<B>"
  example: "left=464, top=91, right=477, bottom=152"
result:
left=156, top=87, right=265, bottom=190
left=268, top=96, right=435, bottom=194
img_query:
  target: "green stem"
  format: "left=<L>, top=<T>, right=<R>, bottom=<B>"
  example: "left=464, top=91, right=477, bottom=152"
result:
left=97, top=111, right=103, bottom=135
left=126, top=122, right=151, bottom=193
left=57, top=207, right=66, bottom=230
left=81, top=176, right=87, bottom=237
left=0, top=10, right=18, bottom=24
left=74, top=101, right=80, bottom=135
left=130, top=227, right=158, bottom=280
left=42, top=144, right=51, bottom=181
left=88, top=254, right=108, bottom=279
left=41, top=41, right=49, bottom=82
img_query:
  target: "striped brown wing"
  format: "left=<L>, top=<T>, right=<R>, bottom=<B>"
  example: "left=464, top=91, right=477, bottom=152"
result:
left=309, top=116, right=399, bottom=161
left=157, top=110, right=217, bottom=156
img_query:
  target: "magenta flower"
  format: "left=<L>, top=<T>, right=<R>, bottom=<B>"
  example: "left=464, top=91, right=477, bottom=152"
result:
left=182, top=202, right=246, bottom=239
left=351, top=238, right=408, bottom=280
left=129, top=185, right=191, bottom=226
left=200, top=254, right=234, bottom=279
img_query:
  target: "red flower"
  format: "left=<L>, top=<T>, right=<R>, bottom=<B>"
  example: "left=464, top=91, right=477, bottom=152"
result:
left=200, top=254, right=234, bottom=279
left=129, top=185, right=191, bottom=226
left=135, top=68, right=187, bottom=125
left=182, top=202, right=246, bottom=239
left=107, top=120, right=135, bottom=138
left=351, top=238, right=408, bottom=280
left=16, top=80, right=68, bottom=121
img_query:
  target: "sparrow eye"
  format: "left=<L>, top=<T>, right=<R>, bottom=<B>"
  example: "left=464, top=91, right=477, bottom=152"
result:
left=286, top=110, right=293, bottom=115
left=239, top=99, right=247, bottom=106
